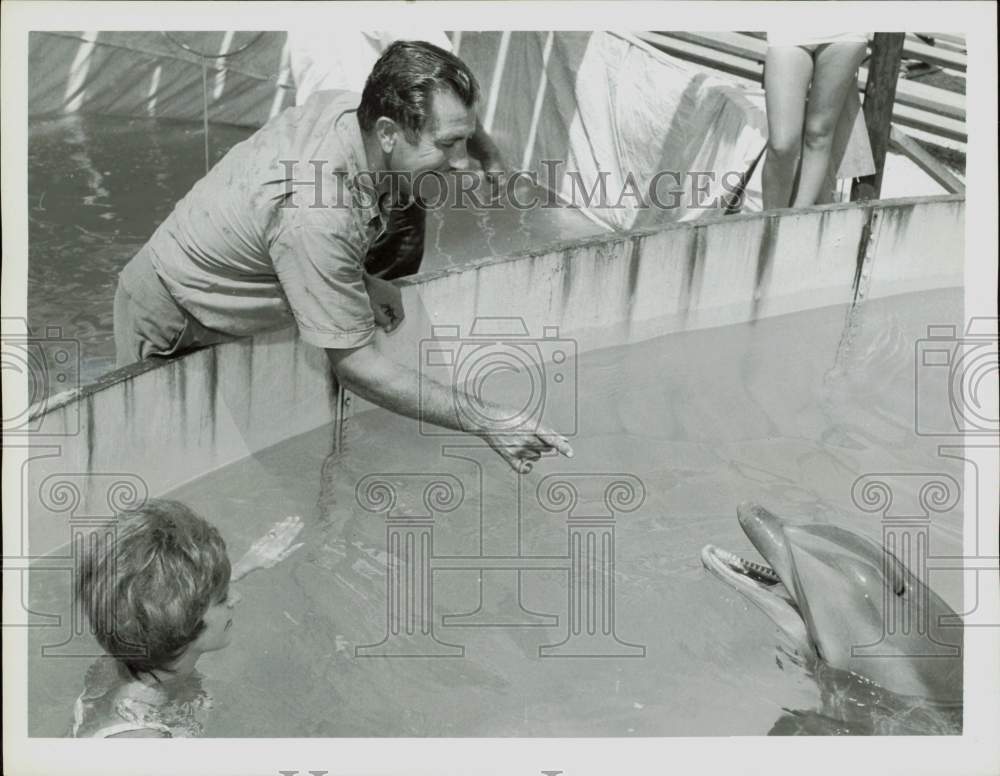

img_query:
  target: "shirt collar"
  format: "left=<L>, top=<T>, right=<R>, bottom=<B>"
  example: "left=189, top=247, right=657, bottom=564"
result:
left=335, top=108, right=392, bottom=230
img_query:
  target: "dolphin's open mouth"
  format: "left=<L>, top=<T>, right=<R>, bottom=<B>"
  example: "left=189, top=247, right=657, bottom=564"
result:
left=701, top=504, right=816, bottom=657
left=701, top=545, right=783, bottom=588
left=701, top=503, right=964, bottom=703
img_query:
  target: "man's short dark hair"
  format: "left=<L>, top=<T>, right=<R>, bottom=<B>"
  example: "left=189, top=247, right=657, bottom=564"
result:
left=358, top=39, right=480, bottom=142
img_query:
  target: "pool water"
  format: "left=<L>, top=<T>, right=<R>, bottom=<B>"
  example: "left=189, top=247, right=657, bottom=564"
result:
left=28, top=115, right=254, bottom=389
left=27, top=115, right=602, bottom=396
left=28, top=286, right=965, bottom=736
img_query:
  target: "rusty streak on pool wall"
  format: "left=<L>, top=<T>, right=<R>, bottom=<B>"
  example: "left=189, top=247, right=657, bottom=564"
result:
left=851, top=205, right=877, bottom=306
left=751, top=215, right=777, bottom=321
left=682, top=224, right=705, bottom=317
left=627, top=236, right=643, bottom=303
left=24, top=197, right=965, bottom=557
left=205, top=346, right=219, bottom=446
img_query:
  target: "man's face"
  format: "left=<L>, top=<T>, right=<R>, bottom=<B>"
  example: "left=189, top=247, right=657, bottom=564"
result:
left=389, top=88, right=475, bottom=179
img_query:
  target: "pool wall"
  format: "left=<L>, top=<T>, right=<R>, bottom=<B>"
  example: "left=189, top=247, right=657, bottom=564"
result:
left=24, top=195, right=963, bottom=557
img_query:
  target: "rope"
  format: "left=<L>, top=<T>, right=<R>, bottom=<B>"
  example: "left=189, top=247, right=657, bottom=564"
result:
left=201, top=59, right=210, bottom=173
left=160, top=32, right=267, bottom=174
left=161, top=31, right=266, bottom=60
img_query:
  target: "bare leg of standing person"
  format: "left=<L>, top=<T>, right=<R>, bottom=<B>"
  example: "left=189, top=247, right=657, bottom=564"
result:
left=792, top=42, right=869, bottom=207
left=762, top=47, right=813, bottom=210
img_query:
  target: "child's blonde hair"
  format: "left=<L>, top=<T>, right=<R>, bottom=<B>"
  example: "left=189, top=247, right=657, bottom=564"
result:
left=76, top=499, right=231, bottom=678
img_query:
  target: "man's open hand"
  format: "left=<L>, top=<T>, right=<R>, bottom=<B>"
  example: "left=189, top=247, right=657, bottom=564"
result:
left=475, top=417, right=574, bottom=475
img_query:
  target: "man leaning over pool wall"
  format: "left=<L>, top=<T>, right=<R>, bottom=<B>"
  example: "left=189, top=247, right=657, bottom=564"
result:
left=112, top=40, right=572, bottom=474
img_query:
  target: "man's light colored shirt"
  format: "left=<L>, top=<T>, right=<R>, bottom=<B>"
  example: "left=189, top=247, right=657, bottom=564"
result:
left=147, top=90, right=386, bottom=350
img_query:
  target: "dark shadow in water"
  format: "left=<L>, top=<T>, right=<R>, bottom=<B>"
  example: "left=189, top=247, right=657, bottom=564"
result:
left=768, top=654, right=963, bottom=736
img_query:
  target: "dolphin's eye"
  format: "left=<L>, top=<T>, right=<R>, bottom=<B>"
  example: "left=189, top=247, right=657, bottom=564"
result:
left=886, top=553, right=907, bottom=596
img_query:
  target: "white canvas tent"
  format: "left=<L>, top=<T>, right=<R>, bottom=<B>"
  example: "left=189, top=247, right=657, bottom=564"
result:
left=28, top=30, right=887, bottom=229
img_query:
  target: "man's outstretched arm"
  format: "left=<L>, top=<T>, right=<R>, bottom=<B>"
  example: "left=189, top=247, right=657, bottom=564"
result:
left=327, top=343, right=572, bottom=473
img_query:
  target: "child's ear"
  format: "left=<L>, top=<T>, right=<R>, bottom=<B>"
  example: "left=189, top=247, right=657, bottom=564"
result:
left=374, top=117, right=398, bottom=154
left=187, top=620, right=211, bottom=652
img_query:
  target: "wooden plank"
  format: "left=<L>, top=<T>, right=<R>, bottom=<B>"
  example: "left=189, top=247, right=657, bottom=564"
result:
left=664, top=31, right=965, bottom=72
left=646, top=31, right=965, bottom=121
left=665, top=30, right=767, bottom=61
left=891, top=103, right=966, bottom=143
left=916, top=32, right=966, bottom=49
left=635, top=32, right=966, bottom=143
left=903, top=35, right=967, bottom=72
left=896, top=124, right=965, bottom=155
left=639, top=32, right=965, bottom=124
left=884, top=72, right=964, bottom=120
left=635, top=32, right=762, bottom=81
left=727, top=31, right=967, bottom=68
left=888, top=126, right=965, bottom=194
left=852, top=33, right=906, bottom=201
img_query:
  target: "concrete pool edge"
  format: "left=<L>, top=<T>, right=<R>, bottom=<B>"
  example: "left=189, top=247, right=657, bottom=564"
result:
left=393, top=193, right=964, bottom=290
left=23, top=195, right=964, bottom=556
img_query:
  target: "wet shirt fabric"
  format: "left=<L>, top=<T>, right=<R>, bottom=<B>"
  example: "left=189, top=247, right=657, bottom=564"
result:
left=144, top=90, right=387, bottom=350
left=70, top=659, right=212, bottom=738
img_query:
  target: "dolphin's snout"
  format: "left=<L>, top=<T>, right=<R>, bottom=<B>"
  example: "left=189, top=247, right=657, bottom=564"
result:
left=737, top=501, right=763, bottom=528
left=737, top=502, right=795, bottom=593
left=737, top=501, right=781, bottom=541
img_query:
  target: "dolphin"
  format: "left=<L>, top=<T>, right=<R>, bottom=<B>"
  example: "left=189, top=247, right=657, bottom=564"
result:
left=701, top=502, right=963, bottom=706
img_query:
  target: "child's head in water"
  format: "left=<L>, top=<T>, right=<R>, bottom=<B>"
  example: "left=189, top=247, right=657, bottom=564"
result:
left=76, top=499, right=239, bottom=680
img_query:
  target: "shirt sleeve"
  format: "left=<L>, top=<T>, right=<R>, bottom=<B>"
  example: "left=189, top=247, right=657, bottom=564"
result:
left=269, top=211, right=376, bottom=350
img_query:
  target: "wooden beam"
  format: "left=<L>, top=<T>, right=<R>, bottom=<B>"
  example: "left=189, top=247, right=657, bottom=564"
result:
left=886, top=74, right=964, bottom=121
left=890, top=103, right=966, bottom=144
left=888, top=126, right=965, bottom=194
left=665, top=30, right=767, bottom=61
left=635, top=32, right=762, bottom=82
left=903, top=35, right=967, bottom=72
left=852, top=33, right=906, bottom=201
left=642, top=31, right=965, bottom=121
left=634, top=31, right=966, bottom=143
left=660, top=31, right=966, bottom=70
left=916, top=32, right=966, bottom=50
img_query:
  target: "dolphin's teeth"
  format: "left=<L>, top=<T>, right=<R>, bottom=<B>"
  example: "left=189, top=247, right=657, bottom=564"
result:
left=712, top=547, right=782, bottom=584
left=739, top=557, right=782, bottom=584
